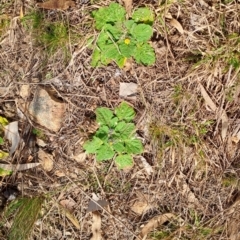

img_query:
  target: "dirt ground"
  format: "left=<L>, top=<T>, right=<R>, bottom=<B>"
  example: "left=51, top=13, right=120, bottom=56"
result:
left=0, top=0, right=240, bottom=239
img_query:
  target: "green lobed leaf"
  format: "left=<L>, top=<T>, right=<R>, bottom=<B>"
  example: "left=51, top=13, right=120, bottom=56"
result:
left=93, top=3, right=126, bottom=30
left=0, top=116, right=8, bottom=127
left=0, top=137, right=4, bottom=144
left=83, top=137, right=103, bottom=154
left=0, top=150, right=9, bottom=159
left=96, top=144, right=115, bottom=161
left=124, top=20, right=136, bottom=32
left=115, top=56, right=127, bottom=68
left=91, top=48, right=101, bottom=67
left=95, top=125, right=109, bottom=142
left=115, top=102, right=135, bottom=122
left=92, top=9, right=109, bottom=30
left=131, top=24, right=153, bottom=42
left=119, top=41, right=136, bottom=58
left=0, top=168, right=12, bottom=177
left=109, top=117, right=118, bottom=128
left=115, top=121, right=135, bottom=139
left=132, top=8, right=154, bottom=24
left=97, top=32, right=111, bottom=49
left=105, top=3, right=126, bottom=24
left=124, top=139, right=143, bottom=154
left=133, top=43, right=155, bottom=65
left=115, top=154, right=133, bottom=169
left=104, top=24, right=123, bottom=40
left=101, top=43, right=122, bottom=60
left=96, top=107, right=114, bottom=126
left=112, top=141, right=125, bottom=153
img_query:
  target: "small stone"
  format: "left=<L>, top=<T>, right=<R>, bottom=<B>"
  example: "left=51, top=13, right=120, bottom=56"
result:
left=28, top=88, right=66, bottom=132
left=119, top=82, right=138, bottom=100
left=19, top=85, right=30, bottom=99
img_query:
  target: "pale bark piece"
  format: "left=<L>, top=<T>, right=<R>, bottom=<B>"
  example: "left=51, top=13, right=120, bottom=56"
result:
left=0, top=163, right=41, bottom=171
left=200, top=83, right=228, bottom=140
left=139, top=213, right=176, bottom=239
left=90, top=211, right=102, bottom=240
left=122, top=0, right=133, bottom=16
left=221, top=111, right=228, bottom=141
left=38, top=149, right=54, bottom=171
left=36, top=0, right=76, bottom=10
left=169, top=18, right=184, bottom=34
left=199, top=83, right=217, bottom=111
left=28, top=88, right=66, bottom=132
left=4, top=121, right=21, bottom=155
left=119, top=82, right=138, bottom=99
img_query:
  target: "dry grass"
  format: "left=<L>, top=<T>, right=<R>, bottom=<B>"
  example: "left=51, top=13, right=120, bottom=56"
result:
left=0, top=0, right=240, bottom=239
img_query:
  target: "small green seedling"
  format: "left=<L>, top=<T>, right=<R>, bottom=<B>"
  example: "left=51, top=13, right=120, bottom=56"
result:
left=0, top=116, right=9, bottom=160
left=83, top=102, right=143, bottom=169
left=90, top=3, right=155, bottom=68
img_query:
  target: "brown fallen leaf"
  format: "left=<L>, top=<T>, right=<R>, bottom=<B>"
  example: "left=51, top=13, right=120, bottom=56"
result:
left=131, top=201, right=152, bottom=215
left=38, top=149, right=54, bottom=172
left=199, top=83, right=228, bottom=140
left=139, top=213, right=176, bottom=239
left=59, top=204, right=80, bottom=229
left=199, top=84, right=217, bottom=111
left=86, top=199, right=109, bottom=213
left=73, top=152, right=86, bottom=163
left=169, top=18, right=184, bottom=34
left=60, top=198, right=77, bottom=212
left=36, top=0, right=76, bottom=10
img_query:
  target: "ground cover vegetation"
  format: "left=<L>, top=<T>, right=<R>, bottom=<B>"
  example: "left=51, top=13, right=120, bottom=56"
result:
left=0, top=0, right=240, bottom=239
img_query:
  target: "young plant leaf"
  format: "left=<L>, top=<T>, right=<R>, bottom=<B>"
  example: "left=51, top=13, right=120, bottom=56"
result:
left=115, top=121, right=135, bottom=139
left=0, top=137, right=4, bottom=144
left=115, top=154, right=133, bottom=169
left=105, top=24, right=123, bottom=40
left=112, top=141, right=125, bottom=153
left=96, top=107, right=114, bottom=126
left=97, top=32, right=110, bottom=49
left=95, top=126, right=109, bottom=142
left=109, top=117, right=119, bottom=128
left=93, top=3, right=126, bottom=30
left=115, top=56, right=127, bottom=68
left=0, top=116, right=8, bottom=127
left=102, top=43, right=122, bottom=60
left=119, top=41, right=136, bottom=58
left=105, top=3, right=126, bottom=24
left=124, top=20, right=137, bottom=32
left=125, top=139, right=143, bottom=154
left=96, top=144, right=115, bottom=161
left=133, top=43, right=155, bottom=65
left=115, top=102, right=135, bottom=122
left=132, top=8, right=154, bottom=24
left=131, top=24, right=153, bottom=42
left=91, top=48, right=101, bottom=67
left=83, top=137, right=103, bottom=154
left=0, top=168, right=12, bottom=177
left=0, top=150, right=9, bottom=159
